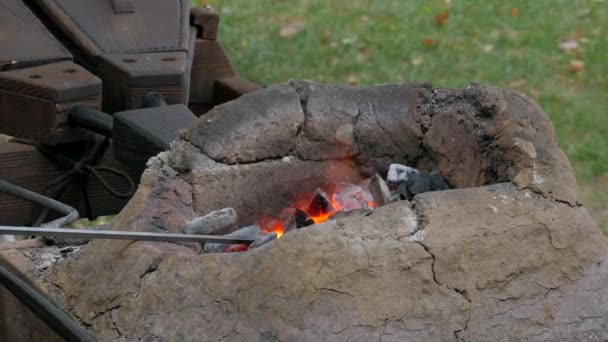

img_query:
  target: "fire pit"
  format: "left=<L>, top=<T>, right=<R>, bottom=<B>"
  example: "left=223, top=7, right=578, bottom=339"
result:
left=1, top=81, right=607, bottom=341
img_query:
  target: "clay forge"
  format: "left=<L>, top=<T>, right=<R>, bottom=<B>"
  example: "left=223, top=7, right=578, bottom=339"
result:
left=1, top=81, right=608, bottom=341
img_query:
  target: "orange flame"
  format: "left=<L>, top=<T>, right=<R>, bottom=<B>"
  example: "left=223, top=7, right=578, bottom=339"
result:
left=259, top=217, right=284, bottom=238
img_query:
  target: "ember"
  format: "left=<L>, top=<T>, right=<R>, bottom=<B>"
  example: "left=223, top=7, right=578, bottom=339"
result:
left=204, top=164, right=450, bottom=253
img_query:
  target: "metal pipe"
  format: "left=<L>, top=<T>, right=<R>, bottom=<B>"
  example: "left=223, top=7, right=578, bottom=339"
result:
left=0, top=179, right=79, bottom=228
left=0, top=227, right=255, bottom=245
left=0, top=264, right=97, bottom=342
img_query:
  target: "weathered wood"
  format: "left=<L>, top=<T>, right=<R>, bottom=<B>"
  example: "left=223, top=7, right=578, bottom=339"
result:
left=96, top=51, right=191, bottom=112
left=0, top=142, right=140, bottom=226
left=111, top=0, right=134, bottom=14
left=191, top=6, right=220, bottom=40
left=113, top=104, right=197, bottom=170
left=34, top=0, right=190, bottom=56
left=188, top=39, right=237, bottom=105
left=0, top=61, right=101, bottom=144
left=0, top=0, right=71, bottom=70
left=33, top=0, right=194, bottom=112
left=214, top=76, right=261, bottom=105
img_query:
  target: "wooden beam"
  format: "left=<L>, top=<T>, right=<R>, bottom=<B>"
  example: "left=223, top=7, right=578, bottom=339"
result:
left=0, top=61, right=102, bottom=145
left=0, top=142, right=140, bottom=226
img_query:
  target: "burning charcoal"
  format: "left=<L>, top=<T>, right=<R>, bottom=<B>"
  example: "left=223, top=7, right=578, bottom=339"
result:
left=204, top=224, right=262, bottom=253
left=183, top=208, right=238, bottom=235
left=407, top=171, right=431, bottom=196
left=368, top=173, right=397, bottom=206
left=387, top=164, right=419, bottom=190
left=250, top=232, right=278, bottom=249
left=332, top=182, right=375, bottom=211
left=394, top=182, right=410, bottom=200
left=278, top=207, right=297, bottom=232
left=429, top=172, right=450, bottom=191
left=295, top=208, right=315, bottom=228
left=307, top=189, right=336, bottom=218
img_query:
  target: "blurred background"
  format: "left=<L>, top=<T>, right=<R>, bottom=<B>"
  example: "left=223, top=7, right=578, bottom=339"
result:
left=194, top=0, right=607, bottom=232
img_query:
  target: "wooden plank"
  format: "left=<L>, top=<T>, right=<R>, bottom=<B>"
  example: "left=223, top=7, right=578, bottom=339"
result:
left=0, top=0, right=71, bottom=70
left=34, top=0, right=191, bottom=56
left=0, top=61, right=101, bottom=102
left=191, top=6, right=219, bottom=40
left=111, top=0, right=134, bottom=14
left=0, top=142, right=140, bottom=226
left=188, top=39, right=237, bottom=104
left=0, top=62, right=101, bottom=144
left=32, top=0, right=194, bottom=112
left=214, top=76, right=260, bottom=105
left=96, top=51, right=190, bottom=112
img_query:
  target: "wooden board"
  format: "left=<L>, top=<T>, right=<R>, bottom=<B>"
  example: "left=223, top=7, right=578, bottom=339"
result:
left=32, top=0, right=194, bottom=112
left=0, top=141, right=140, bottom=226
left=33, top=0, right=190, bottom=56
left=0, top=61, right=101, bottom=144
left=113, top=104, right=196, bottom=170
left=0, top=0, right=71, bottom=70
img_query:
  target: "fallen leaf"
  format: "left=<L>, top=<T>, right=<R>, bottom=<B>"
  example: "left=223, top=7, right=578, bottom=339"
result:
left=576, top=29, right=585, bottom=40
left=322, top=30, right=333, bottom=43
left=423, top=37, right=437, bottom=47
left=569, top=59, right=584, bottom=73
left=511, top=7, right=520, bottom=18
left=280, top=19, right=306, bottom=38
left=558, top=40, right=578, bottom=51
left=508, top=79, right=527, bottom=88
left=435, top=12, right=449, bottom=26
left=411, top=57, right=424, bottom=66
left=357, top=48, right=373, bottom=62
left=482, top=44, right=494, bottom=53
left=346, top=74, right=359, bottom=85
left=341, top=36, right=357, bottom=45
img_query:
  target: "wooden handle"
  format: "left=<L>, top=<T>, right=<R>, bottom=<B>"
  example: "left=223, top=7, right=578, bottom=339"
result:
left=69, top=106, right=114, bottom=138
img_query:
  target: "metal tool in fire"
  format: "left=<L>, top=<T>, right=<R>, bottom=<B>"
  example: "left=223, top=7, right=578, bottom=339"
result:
left=0, top=226, right=255, bottom=245
left=0, top=179, right=254, bottom=245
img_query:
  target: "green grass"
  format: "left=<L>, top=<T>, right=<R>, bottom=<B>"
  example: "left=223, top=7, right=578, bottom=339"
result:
left=195, top=0, right=608, bottom=231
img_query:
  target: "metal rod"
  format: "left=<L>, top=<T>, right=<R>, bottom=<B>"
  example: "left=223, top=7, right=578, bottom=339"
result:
left=0, top=179, right=79, bottom=228
left=0, top=227, right=255, bottom=245
left=0, top=264, right=97, bottom=342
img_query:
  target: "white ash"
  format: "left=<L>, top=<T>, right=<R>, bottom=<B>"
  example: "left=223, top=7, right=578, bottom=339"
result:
left=387, top=164, right=419, bottom=187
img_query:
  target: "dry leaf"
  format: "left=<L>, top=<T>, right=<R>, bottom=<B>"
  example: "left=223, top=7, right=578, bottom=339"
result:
left=482, top=44, right=494, bottom=53
left=280, top=19, right=306, bottom=38
left=511, top=7, right=520, bottom=18
left=423, top=37, right=437, bottom=47
left=322, top=30, right=333, bottom=43
left=435, top=12, right=449, bottom=26
left=411, top=57, right=424, bottom=66
left=357, top=48, right=373, bottom=62
left=569, top=59, right=584, bottom=73
left=508, top=79, right=527, bottom=88
left=346, top=74, right=359, bottom=85
left=576, top=29, right=585, bottom=40
left=558, top=40, right=578, bottom=51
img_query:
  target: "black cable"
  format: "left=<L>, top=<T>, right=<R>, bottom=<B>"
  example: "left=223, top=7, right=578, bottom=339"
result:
left=0, top=264, right=96, bottom=342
